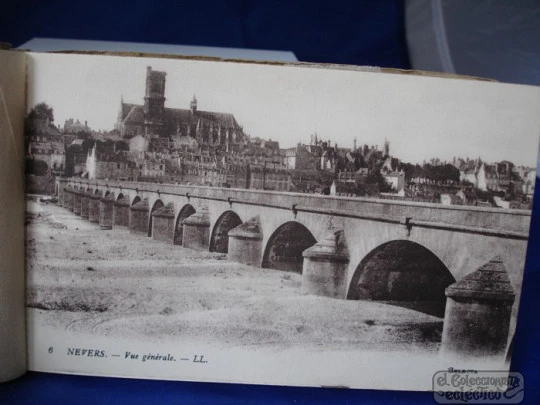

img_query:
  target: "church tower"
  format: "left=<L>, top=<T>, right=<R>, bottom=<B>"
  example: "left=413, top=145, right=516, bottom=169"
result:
left=143, top=66, right=166, bottom=136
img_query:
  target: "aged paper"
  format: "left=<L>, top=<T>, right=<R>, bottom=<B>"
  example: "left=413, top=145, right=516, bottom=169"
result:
left=0, top=50, right=27, bottom=382
left=24, top=51, right=540, bottom=390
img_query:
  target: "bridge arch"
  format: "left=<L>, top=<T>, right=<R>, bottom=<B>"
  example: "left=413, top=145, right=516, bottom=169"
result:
left=148, top=199, right=165, bottom=237
left=174, top=204, right=196, bottom=245
left=262, top=221, right=317, bottom=273
left=209, top=210, right=242, bottom=253
left=131, top=195, right=141, bottom=206
left=116, top=193, right=125, bottom=202
left=347, top=240, right=455, bottom=317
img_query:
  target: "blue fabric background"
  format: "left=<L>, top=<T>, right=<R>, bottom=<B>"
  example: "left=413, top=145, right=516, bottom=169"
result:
left=1, top=1, right=538, bottom=403
left=0, top=0, right=410, bottom=68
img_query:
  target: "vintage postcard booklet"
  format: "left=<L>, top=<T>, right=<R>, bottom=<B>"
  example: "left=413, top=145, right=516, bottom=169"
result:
left=0, top=47, right=539, bottom=392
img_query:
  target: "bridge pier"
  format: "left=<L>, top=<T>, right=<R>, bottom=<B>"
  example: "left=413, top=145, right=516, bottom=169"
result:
left=73, top=190, right=82, bottom=216
left=228, top=216, right=263, bottom=266
left=152, top=203, right=175, bottom=243
left=80, top=192, right=90, bottom=219
left=61, top=187, right=69, bottom=208
left=113, top=198, right=130, bottom=228
left=99, top=194, right=115, bottom=230
left=88, top=194, right=100, bottom=223
left=57, top=179, right=67, bottom=205
left=182, top=207, right=210, bottom=251
left=440, top=256, right=515, bottom=360
left=67, top=188, right=75, bottom=211
left=130, top=198, right=149, bottom=235
left=302, top=229, right=349, bottom=299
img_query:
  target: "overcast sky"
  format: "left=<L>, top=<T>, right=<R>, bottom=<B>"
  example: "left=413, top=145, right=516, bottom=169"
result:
left=27, top=52, right=540, bottom=167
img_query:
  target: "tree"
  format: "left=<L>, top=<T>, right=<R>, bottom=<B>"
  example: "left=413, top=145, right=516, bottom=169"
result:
left=400, top=162, right=423, bottom=180
left=28, top=102, right=54, bottom=123
left=423, top=163, right=460, bottom=183
left=366, top=170, right=392, bottom=193
left=115, top=140, right=129, bottom=152
left=26, top=158, right=49, bottom=176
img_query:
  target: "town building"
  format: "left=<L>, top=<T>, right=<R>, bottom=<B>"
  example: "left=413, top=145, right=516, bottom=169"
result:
left=523, top=169, right=536, bottom=197
left=440, top=193, right=464, bottom=206
left=455, top=158, right=487, bottom=191
left=284, top=145, right=315, bottom=170
left=63, top=118, right=89, bottom=134
left=25, top=117, right=66, bottom=176
left=383, top=171, right=405, bottom=194
left=62, top=118, right=91, bottom=146
left=86, top=144, right=140, bottom=180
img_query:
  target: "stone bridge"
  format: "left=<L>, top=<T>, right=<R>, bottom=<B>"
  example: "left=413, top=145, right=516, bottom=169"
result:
left=57, top=177, right=530, bottom=315
left=56, top=176, right=530, bottom=358
left=57, top=177, right=531, bottom=357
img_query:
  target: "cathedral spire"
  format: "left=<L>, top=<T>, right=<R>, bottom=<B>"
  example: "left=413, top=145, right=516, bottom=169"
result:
left=383, top=138, right=390, bottom=157
left=116, top=94, right=125, bottom=133
left=190, top=94, right=197, bottom=113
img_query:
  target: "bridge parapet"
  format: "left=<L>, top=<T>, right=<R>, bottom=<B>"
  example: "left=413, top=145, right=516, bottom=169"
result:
left=67, top=178, right=532, bottom=238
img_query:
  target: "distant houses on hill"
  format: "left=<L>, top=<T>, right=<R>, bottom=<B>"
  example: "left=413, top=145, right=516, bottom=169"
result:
left=23, top=66, right=536, bottom=208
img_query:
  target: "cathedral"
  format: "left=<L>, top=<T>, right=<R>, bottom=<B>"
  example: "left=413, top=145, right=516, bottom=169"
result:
left=116, top=66, right=247, bottom=149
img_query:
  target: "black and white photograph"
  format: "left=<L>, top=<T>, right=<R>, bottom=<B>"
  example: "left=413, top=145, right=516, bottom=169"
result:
left=23, top=51, right=540, bottom=390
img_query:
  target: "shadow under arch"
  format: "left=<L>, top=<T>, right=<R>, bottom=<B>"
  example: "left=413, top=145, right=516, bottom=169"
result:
left=148, top=199, right=165, bottom=237
left=131, top=195, right=141, bottom=206
left=262, top=221, right=317, bottom=274
left=174, top=204, right=196, bottom=245
left=113, top=192, right=129, bottom=227
left=347, top=240, right=455, bottom=317
left=209, top=210, right=242, bottom=253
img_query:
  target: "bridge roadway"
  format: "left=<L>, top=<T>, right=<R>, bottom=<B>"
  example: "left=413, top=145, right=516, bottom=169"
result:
left=58, top=177, right=531, bottom=312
